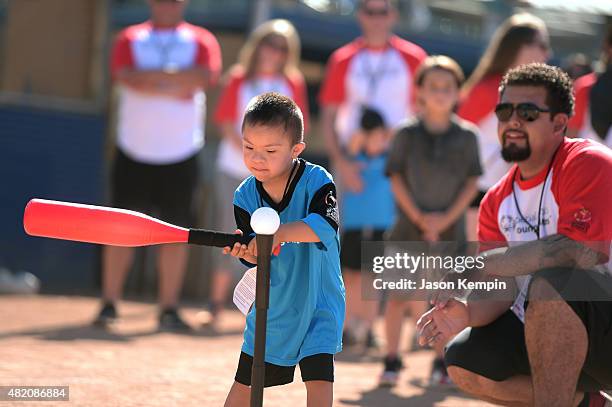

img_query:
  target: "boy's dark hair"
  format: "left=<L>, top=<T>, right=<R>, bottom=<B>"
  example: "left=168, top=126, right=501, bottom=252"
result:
left=242, top=92, right=304, bottom=144
left=499, top=63, right=574, bottom=118
left=360, top=107, right=385, bottom=132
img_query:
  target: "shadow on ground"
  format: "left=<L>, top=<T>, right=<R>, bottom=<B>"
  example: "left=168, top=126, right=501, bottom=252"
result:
left=0, top=316, right=243, bottom=342
left=340, top=380, right=474, bottom=407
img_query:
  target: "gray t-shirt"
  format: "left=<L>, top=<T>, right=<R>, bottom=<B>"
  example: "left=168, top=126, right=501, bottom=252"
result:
left=385, top=116, right=482, bottom=241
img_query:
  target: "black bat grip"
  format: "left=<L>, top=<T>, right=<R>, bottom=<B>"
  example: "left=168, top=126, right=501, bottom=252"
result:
left=187, top=229, right=252, bottom=248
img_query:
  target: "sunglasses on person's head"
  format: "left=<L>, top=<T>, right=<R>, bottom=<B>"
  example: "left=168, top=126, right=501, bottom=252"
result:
left=154, top=0, right=183, bottom=3
left=495, top=102, right=550, bottom=122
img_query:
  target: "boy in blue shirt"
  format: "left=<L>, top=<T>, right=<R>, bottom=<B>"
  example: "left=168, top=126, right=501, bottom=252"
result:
left=342, top=108, right=394, bottom=349
left=223, top=92, right=345, bottom=407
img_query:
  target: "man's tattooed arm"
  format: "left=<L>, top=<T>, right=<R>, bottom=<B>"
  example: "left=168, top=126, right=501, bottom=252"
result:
left=480, top=234, right=602, bottom=278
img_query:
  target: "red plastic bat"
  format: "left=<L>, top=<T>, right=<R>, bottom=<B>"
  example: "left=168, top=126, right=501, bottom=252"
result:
left=23, top=199, right=250, bottom=248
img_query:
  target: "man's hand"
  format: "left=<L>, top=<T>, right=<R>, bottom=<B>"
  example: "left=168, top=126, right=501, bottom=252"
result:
left=417, top=298, right=469, bottom=346
left=336, top=156, right=363, bottom=193
left=540, top=234, right=601, bottom=269
left=429, top=271, right=467, bottom=310
left=115, top=68, right=208, bottom=99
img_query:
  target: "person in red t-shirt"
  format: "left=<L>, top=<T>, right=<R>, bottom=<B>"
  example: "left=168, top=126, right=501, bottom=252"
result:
left=94, top=0, right=221, bottom=331
left=206, top=19, right=309, bottom=327
left=318, top=0, right=426, bottom=360
left=418, top=64, right=612, bottom=406
left=458, top=13, right=550, bottom=241
left=319, top=0, right=426, bottom=193
left=567, top=25, right=612, bottom=148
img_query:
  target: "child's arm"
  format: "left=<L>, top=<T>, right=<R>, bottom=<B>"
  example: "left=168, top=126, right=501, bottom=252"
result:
left=247, top=221, right=321, bottom=257
left=423, top=176, right=478, bottom=234
left=277, top=222, right=320, bottom=243
left=346, top=130, right=366, bottom=156
left=389, top=173, right=425, bottom=229
left=445, top=176, right=479, bottom=225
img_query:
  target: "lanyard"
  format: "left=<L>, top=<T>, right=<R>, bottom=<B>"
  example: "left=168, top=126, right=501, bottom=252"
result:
left=511, top=147, right=560, bottom=240
left=153, top=29, right=178, bottom=68
left=258, top=159, right=299, bottom=209
left=361, top=49, right=389, bottom=101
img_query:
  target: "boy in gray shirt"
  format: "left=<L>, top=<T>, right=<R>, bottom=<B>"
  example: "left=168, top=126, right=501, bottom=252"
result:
left=381, top=56, right=482, bottom=387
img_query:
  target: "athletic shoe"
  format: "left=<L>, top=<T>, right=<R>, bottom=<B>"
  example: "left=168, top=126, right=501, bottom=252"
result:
left=379, top=356, right=403, bottom=387
left=158, top=308, right=192, bottom=332
left=93, top=302, right=117, bottom=327
left=429, top=357, right=453, bottom=387
left=197, top=302, right=222, bottom=328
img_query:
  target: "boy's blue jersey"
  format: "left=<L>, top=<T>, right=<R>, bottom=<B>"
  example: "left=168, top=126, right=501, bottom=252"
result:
left=233, top=159, right=345, bottom=366
left=342, top=153, right=395, bottom=230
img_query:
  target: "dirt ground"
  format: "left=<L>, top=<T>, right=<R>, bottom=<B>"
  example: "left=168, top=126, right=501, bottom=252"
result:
left=0, top=295, right=494, bottom=406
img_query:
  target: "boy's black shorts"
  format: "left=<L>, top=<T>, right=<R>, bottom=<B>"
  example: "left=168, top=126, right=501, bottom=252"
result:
left=234, top=352, right=334, bottom=388
left=111, top=149, right=198, bottom=227
left=340, top=229, right=386, bottom=271
left=445, top=267, right=612, bottom=391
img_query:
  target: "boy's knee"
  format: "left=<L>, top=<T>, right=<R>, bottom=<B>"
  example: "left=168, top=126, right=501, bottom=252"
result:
left=305, top=381, right=333, bottom=406
left=224, top=381, right=250, bottom=407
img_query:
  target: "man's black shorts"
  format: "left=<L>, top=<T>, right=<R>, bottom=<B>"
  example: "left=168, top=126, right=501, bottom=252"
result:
left=234, top=352, right=334, bottom=388
left=340, top=229, right=386, bottom=271
left=111, top=149, right=198, bottom=226
left=445, top=267, right=612, bottom=391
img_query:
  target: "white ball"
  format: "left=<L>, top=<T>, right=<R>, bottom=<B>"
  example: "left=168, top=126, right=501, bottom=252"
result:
left=250, top=207, right=280, bottom=235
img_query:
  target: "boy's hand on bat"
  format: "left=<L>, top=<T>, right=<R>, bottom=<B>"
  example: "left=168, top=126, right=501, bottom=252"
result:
left=247, top=228, right=283, bottom=257
left=223, top=230, right=256, bottom=263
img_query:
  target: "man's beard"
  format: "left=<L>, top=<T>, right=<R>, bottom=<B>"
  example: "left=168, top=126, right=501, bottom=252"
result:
left=501, top=133, right=531, bottom=162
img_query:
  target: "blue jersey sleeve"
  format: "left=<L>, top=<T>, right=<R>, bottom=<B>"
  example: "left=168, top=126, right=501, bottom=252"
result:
left=302, top=167, right=339, bottom=249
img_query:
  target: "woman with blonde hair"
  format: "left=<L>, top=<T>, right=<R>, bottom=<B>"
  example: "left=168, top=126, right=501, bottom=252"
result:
left=208, top=19, right=309, bottom=325
left=458, top=13, right=550, bottom=241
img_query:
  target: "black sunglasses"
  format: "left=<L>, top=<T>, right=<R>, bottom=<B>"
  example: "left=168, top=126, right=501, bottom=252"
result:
left=495, top=102, right=550, bottom=122
left=361, top=8, right=390, bottom=17
left=154, top=0, right=183, bottom=3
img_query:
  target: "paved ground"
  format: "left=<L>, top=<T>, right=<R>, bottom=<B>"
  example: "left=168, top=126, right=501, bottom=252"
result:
left=0, top=295, right=494, bottom=406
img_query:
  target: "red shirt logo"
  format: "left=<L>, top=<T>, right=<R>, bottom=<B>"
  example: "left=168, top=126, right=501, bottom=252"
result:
left=572, top=208, right=592, bottom=232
